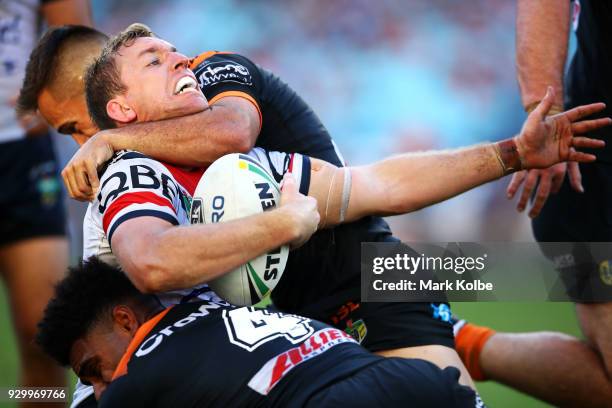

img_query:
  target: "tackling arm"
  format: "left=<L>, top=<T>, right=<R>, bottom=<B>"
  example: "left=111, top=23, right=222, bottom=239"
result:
left=63, top=96, right=259, bottom=201
left=99, top=97, right=259, bottom=167
left=309, top=144, right=504, bottom=227
left=111, top=186, right=317, bottom=294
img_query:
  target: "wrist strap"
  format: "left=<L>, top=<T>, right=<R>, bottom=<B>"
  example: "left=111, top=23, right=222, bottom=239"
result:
left=494, top=139, right=523, bottom=175
left=525, top=101, right=563, bottom=115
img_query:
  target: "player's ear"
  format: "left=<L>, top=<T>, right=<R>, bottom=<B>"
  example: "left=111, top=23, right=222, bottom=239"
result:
left=106, top=97, right=136, bottom=125
left=111, top=305, right=140, bottom=336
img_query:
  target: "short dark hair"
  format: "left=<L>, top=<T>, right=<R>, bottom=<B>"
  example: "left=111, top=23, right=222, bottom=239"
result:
left=17, top=25, right=108, bottom=115
left=36, top=257, right=150, bottom=366
left=85, top=23, right=155, bottom=130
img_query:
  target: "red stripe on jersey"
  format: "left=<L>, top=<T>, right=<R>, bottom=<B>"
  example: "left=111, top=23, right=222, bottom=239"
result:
left=288, top=153, right=295, bottom=173
left=160, top=163, right=206, bottom=196
left=103, top=192, right=175, bottom=234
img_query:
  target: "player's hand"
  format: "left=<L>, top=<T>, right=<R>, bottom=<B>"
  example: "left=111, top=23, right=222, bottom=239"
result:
left=279, top=174, right=319, bottom=249
left=506, top=161, right=583, bottom=218
left=62, top=131, right=114, bottom=201
left=516, top=86, right=610, bottom=169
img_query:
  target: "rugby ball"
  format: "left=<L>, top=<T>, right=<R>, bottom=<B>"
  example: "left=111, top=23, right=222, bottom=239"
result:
left=190, top=153, right=289, bottom=306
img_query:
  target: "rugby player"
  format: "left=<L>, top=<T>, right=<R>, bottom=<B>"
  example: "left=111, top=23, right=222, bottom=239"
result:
left=83, top=19, right=607, bottom=384
left=37, top=257, right=481, bottom=407
left=0, top=1, right=91, bottom=404
left=19, top=26, right=321, bottom=408
left=454, top=1, right=612, bottom=407
left=20, top=22, right=608, bottom=402
left=20, top=24, right=479, bottom=392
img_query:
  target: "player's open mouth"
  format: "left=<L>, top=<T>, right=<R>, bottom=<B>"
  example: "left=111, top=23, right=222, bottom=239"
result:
left=174, top=76, right=198, bottom=95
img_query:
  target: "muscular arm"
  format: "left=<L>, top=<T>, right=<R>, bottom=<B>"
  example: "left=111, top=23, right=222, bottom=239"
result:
left=99, top=97, right=259, bottom=167
left=511, top=1, right=575, bottom=218
left=516, top=0, right=571, bottom=109
left=111, top=206, right=307, bottom=294
left=309, top=144, right=504, bottom=226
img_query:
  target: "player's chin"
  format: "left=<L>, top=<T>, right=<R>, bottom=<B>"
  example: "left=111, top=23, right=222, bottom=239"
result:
left=167, top=95, right=208, bottom=118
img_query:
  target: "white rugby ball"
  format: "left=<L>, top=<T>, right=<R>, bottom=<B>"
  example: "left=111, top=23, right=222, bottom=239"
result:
left=190, top=153, right=289, bottom=306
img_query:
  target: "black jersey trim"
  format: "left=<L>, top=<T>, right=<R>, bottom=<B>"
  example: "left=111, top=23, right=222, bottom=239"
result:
left=299, top=156, right=311, bottom=195
left=108, top=210, right=179, bottom=245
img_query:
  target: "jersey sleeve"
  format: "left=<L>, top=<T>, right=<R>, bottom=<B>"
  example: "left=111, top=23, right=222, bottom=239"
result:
left=190, top=52, right=263, bottom=125
left=94, top=152, right=181, bottom=245
left=99, top=375, right=148, bottom=408
left=245, top=148, right=311, bottom=195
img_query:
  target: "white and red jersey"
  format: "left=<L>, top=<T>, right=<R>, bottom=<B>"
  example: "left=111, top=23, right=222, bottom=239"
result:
left=81, top=149, right=309, bottom=306
left=75, top=149, right=310, bottom=408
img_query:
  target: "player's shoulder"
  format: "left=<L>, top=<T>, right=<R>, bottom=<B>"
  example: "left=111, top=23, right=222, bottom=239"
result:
left=107, top=149, right=155, bottom=166
left=96, top=150, right=179, bottom=213
left=100, top=150, right=167, bottom=180
left=190, top=51, right=258, bottom=90
left=98, top=374, right=145, bottom=408
left=190, top=51, right=256, bottom=70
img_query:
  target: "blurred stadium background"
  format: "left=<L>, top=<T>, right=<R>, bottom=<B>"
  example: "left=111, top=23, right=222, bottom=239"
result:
left=0, top=1, right=583, bottom=407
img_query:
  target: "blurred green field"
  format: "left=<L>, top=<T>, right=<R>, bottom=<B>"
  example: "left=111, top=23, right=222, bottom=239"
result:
left=0, top=282, right=580, bottom=408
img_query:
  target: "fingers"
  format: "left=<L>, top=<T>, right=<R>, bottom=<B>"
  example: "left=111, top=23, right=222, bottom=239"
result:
left=61, top=168, right=74, bottom=200
left=568, top=150, right=597, bottom=163
left=532, top=86, right=555, bottom=119
left=61, top=167, right=84, bottom=202
left=506, top=171, right=526, bottom=199
left=571, top=117, right=612, bottom=134
left=529, top=171, right=552, bottom=218
left=280, top=173, right=296, bottom=191
left=567, top=161, right=583, bottom=193
left=563, top=102, right=606, bottom=122
left=280, top=173, right=298, bottom=203
left=516, top=170, right=539, bottom=212
left=75, top=165, right=93, bottom=199
left=85, top=160, right=100, bottom=196
left=571, top=136, right=606, bottom=149
left=62, top=162, right=95, bottom=201
left=546, top=162, right=567, bottom=194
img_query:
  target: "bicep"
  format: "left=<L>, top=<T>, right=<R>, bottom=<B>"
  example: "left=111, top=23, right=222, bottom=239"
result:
left=41, top=0, right=93, bottom=26
left=111, top=216, right=174, bottom=268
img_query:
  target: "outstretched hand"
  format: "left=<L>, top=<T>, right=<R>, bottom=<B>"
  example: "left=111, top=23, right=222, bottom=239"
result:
left=516, top=86, right=610, bottom=169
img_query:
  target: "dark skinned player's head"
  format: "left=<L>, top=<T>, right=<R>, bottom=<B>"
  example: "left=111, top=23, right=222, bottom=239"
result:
left=37, top=257, right=161, bottom=400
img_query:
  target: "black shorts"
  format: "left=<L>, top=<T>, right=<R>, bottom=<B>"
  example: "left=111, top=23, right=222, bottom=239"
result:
left=532, top=161, right=612, bottom=302
left=0, top=134, right=66, bottom=246
left=305, top=357, right=481, bottom=408
left=319, top=300, right=454, bottom=351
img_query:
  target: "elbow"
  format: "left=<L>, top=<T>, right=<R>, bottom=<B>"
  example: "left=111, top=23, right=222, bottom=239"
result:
left=226, top=121, right=256, bottom=153
left=384, top=181, right=423, bottom=215
left=125, top=254, right=171, bottom=294
left=223, top=108, right=257, bottom=153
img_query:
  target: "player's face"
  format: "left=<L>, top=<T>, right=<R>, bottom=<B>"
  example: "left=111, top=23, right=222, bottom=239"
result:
left=70, top=322, right=133, bottom=400
left=116, top=37, right=208, bottom=123
left=37, top=89, right=99, bottom=146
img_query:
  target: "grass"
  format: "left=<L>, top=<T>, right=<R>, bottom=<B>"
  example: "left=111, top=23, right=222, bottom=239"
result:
left=0, top=282, right=580, bottom=407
